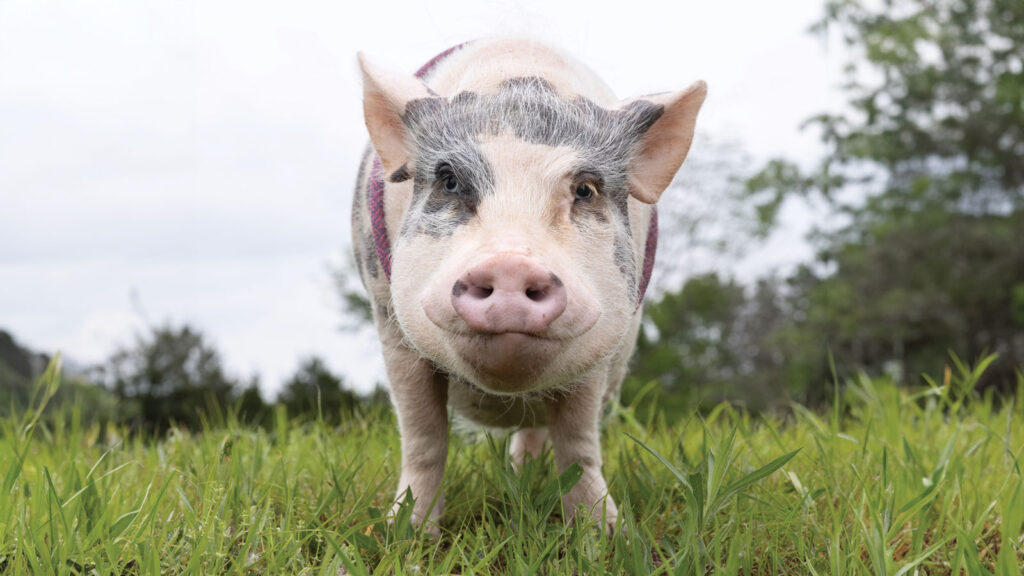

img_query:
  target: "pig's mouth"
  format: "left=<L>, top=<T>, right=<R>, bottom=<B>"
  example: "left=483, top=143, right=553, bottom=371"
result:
left=447, top=331, right=565, bottom=388
left=424, top=318, right=592, bottom=393
left=436, top=325, right=578, bottom=341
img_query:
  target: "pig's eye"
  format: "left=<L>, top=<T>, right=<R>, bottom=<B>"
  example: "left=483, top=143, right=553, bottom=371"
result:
left=443, top=174, right=459, bottom=194
left=574, top=182, right=597, bottom=202
left=437, top=164, right=460, bottom=195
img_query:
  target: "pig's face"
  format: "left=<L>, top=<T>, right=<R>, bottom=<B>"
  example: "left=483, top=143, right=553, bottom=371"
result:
left=388, top=79, right=669, bottom=394
left=361, top=59, right=705, bottom=395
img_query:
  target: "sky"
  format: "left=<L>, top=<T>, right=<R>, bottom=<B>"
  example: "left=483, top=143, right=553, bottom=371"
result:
left=0, top=0, right=842, bottom=396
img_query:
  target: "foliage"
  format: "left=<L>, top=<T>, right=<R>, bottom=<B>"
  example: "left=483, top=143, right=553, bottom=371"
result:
left=1, top=329, right=120, bottom=426
left=331, top=254, right=374, bottom=330
left=633, top=0, right=1024, bottom=407
left=626, top=271, right=840, bottom=416
left=814, top=0, right=1024, bottom=209
left=89, top=325, right=384, bottom=435
left=278, top=357, right=387, bottom=425
left=626, top=274, right=788, bottom=416
left=0, top=329, right=44, bottom=413
left=803, top=211, right=1024, bottom=388
left=2, top=357, right=1022, bottom=574
left=98, top=324, right=239, bottom=435
left=792, top=0, right=1024, bottom=390
left=2, top=325, right=386, bottom=436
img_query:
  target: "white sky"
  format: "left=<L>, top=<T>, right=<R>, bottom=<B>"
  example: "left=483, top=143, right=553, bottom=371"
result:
left=0, top=0, right=842, bottom=396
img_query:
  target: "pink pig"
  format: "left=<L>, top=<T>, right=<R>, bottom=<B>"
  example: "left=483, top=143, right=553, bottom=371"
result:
left=351, top=38, right=706, bottom=533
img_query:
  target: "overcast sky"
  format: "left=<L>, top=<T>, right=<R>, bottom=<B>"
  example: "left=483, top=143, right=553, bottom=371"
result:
left=0, top=0, right=842, bottom=396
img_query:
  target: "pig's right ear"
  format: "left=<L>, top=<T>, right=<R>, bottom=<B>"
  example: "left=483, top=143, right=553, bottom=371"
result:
left=358, top=53, right=433, bottom=176
left=622, top=81, right=707, bottom=204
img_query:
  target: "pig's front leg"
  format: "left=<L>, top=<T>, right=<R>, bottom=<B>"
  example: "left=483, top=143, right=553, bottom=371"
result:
left=383, top=340, right=449, bottom=533
left=545, top=374, right=618, bottom=531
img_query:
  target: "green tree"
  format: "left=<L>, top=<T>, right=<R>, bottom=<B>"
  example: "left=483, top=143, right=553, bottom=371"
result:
left=628, top=274, right=745, bottom=411
left=236, top=380, right=273, bottom=428
left=629, top=0, right=1024, bottom=418
left=278, top=357, right=360, bottom=424
left=625, top=274, right=796, bottom=418
left=744, top=0, right=1024, bottom=392
left=102, top=324, right=238, bottom=435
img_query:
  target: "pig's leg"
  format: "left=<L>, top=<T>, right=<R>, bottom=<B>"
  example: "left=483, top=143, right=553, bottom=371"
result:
left=545, top=375, right=618, bottom=531
left=383, top=338, right=449, bottom=533
left=510, top=427, right=548, bottom=471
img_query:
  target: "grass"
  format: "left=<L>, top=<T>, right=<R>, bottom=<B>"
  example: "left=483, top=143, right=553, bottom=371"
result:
left=1, top=357, right=1022, bottom=575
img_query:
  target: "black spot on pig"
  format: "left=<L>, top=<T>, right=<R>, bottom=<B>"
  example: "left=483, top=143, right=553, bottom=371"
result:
left=364, top=232, right=379, bottom=279
left=389, top=164, right=411, bottom=183
left=614, top=231, right=638, bottom=298
left=499, top=76, right=557, bottom=94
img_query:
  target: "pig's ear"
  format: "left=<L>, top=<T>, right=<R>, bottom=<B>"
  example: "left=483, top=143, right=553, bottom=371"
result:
left=623, top=81, right=707, bottom=204
left=358, top=53, right=433, bottom=176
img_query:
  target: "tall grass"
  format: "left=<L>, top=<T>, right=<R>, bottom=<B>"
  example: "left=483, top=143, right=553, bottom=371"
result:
left=0, top=356, right=1022, bottom=574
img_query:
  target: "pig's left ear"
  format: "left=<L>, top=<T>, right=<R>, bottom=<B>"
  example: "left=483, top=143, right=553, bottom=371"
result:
left=623, top=81, right=707, bottom=204
left=358, top=53, right=434, bottom=176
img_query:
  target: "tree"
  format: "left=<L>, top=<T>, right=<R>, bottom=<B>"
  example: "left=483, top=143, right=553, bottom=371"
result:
left=278, top=357, right=361, bottom=424
left=101, top=324, right=238, bottom=434
left=745, top=0, right=1024, bottom=392
left=625, top=272, right=830, bottom=418
left=625, top=274, right=747, bottom=418
left=627, top=0, right=1024, bottom=418
left=236, top=380, right=273, bottom=428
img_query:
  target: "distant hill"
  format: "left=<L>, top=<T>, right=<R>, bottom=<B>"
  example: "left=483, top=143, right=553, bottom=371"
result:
left=1, top=330, right=30, bottom=405
left=0, top=328, right=122, bottom=422
left=0, top=329, right=49, bottom=410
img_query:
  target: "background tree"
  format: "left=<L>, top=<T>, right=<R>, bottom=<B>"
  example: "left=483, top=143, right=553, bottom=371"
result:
left=1, top=329, right=121, bottom=426
left=625, top=274, right=747, bottom=420
left=236, top=379, right=273, bottom=428
left=277, top=357, right=362, bottom=424
left=101, top=324, right=239, bottom=435
left=627, top=0, right=1024, bottom=416
left=751, top=0, right=1024, bottom=392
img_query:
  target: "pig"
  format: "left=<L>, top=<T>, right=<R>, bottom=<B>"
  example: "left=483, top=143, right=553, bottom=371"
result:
left=351, top=37, right=705, bottom=533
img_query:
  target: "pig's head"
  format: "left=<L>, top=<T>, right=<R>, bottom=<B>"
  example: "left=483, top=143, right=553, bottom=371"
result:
left=359, top=54, right=705, bottom=395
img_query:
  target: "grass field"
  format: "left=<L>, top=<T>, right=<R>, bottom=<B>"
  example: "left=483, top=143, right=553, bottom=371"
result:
left=1, top=358, right=1022, bottom=575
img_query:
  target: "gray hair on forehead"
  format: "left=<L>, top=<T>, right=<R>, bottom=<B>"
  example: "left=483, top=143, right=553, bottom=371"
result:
left=400, top=77, right=664, bottom=199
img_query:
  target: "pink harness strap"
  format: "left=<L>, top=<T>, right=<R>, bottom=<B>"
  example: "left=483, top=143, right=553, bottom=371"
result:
left=366, top=44, right=658, bottom=308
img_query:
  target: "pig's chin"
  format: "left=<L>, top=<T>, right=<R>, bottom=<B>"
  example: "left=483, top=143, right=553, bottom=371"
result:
left=448, top=332, right=562, bottom=393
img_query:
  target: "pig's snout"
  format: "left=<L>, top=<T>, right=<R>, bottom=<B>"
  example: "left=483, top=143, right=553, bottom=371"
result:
left=451, top=255, right=567, bottom=335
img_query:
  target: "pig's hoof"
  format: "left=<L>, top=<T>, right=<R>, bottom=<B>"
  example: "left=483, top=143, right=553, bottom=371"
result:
left=592, top=498, right=619, bottom=535
left=387, top=511, right=442, bottom=538
left=389, top=495, right=443, bottom=537
left=564, top=494, right=618, bottom=534
left=419, top=520, right=441, bottom=538
left=510, top=427, right=548, bottom=472
left=387, top=515, right=441, bottom=538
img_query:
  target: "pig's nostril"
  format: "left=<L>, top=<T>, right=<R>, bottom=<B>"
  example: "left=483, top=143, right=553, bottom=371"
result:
left=469, top=286, right=493, bottom=299
left=453, top=280, right=493, bottom=299
left=525, top=287, right=547, bottom=302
